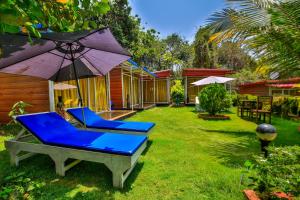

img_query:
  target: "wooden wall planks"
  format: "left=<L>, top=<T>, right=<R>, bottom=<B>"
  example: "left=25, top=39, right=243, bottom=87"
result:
left=0, top=73, right=50, bottom=123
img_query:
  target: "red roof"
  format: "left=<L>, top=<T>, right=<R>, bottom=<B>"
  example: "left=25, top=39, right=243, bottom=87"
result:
left=267, top=84, right=296, bottom=89
left=154, top=69, right=172, bottom=78
left=240, top=77, right=300, bottom=87
left=182, top=68, right=234, bottom=77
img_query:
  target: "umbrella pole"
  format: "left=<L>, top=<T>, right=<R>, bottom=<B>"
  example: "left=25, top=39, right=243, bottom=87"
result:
left=69, top=44, right=87, bottom=129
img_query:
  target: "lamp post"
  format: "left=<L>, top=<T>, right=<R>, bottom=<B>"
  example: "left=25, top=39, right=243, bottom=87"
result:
left=256, top=124, right=277, bottom=157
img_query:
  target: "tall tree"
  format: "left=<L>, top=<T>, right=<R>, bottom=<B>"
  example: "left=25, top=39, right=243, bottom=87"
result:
left=162, top=33, right=193, bottom=71
left=193, top=26, right=218, bottom=68
left=132, top=32, right=193, bottom=72
left=131, top=28, right=164, bottom=70
left=217, top=41, right=256, bottom=70
left=98, top=0, right=140, bottom=49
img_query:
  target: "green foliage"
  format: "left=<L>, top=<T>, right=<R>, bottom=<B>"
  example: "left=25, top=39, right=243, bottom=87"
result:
left=198, top=84, right=231, bottom=115
left=162, top=34, right=193, bottom=72
left=222, top=94, right=233, bottom=111
left=244, top=146, right=300, bottom=199
left=99, top=0, right=140, bottom=49
left=0, top=172, right=45, bottom=199
left=133, top=32, right=193, bottom=74
left=217, top=41, right=257, bottom=70
left=193, top=26, right=257, bottom=70
left=272, top=96, right=299, bottom=118
left=8, top=101, right=31, bottom=124
left=94, top=0, right=193, bottom=73
left=131, top=29, right=163, bottom=70
left=0, top=123, right=22, bottom=136
left=0, top=0, right=111, bottom=37
left=231, top=68, right=268, bottom=85
left=170, top=80, right=184, bottom=106
left=193, top=26, right=218, bottom=68
left=208, top=0, right=300, bottom=77
left=230, top=94, right=238, bottom=107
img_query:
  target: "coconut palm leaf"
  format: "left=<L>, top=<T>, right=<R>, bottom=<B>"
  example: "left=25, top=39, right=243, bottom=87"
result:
left=208, top=0, right=300, bottom=77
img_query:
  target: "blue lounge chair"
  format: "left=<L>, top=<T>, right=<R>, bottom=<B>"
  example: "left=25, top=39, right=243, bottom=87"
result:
left=67, top=107, right=155, bottom=135
left=5, top=112, right=147, bottom=188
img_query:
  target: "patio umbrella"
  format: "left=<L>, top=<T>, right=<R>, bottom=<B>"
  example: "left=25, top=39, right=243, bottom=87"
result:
left=0, top=28, right=130, bottom=127
left=0, top=27, right=131, bottom=107
left=192, top=76, right=235, bottom=86
left=54, top=83, right=77, bottom=90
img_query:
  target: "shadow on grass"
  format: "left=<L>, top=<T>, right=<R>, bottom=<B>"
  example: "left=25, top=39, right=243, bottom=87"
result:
left=199, top=129, right=260, bottom=168
left=199, top=128, right=255, bottom=135
left=222, top=110, right=235, bottom=114
left=0, top=147, right=146, bottom=198
left=208, top=139, right=260, bottom=168
left=201, top=118, right=300, bottom=169
left=142, top=140, right=153, bottom=156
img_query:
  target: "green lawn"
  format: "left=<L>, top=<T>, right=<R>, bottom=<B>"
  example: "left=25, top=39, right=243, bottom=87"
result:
left=0, top=107, right=299, bottom=199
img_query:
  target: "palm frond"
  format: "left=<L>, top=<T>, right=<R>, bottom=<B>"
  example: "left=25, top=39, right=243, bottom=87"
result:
left=226, top=0, right=278, bottom=9
left=207, top=0, right=300, bottom=74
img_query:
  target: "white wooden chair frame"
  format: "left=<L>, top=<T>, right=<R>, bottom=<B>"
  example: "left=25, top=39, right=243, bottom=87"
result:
left=83, top=126, right=153, bottom=136
left=5, top=121, right=147, bottom=189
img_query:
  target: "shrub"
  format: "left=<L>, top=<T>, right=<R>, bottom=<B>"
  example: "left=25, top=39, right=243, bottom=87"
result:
left=198, top=84, right=231, bottom=115
left=171, top=80, right=184, bottom=106
left=230, top=92, right=238, bottom=106
left=272, top=96, right=300, bottom=118
left=222, top=94, right=232, bottom=111
left=244, top=146, right=300, bottom=199
left=1, top=101, right=32, bottom=135
left=8, top=101, right=31, bottom=124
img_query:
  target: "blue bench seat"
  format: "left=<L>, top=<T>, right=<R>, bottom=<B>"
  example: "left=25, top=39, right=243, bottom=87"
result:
left=67, top=107, right=155, bottom=133
left=16, top=112, right=147, bottom=156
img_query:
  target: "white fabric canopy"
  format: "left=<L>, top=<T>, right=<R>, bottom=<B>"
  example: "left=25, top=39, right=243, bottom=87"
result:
left=192, top=76, right=235, bottom=86
left=54, top=83, right=77, bottom=90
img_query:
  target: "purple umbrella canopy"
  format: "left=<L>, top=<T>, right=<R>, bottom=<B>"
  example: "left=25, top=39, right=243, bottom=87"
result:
left=0, top=28, right=131, bottom=82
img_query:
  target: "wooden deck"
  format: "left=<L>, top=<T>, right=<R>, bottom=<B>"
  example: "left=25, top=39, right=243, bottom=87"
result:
left=133, top=103, right=156, bottom=110
left=99, top=110, right=136, bottom=120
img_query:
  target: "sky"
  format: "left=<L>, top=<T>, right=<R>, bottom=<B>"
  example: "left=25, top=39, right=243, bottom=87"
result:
left=128, top=0, right=227, bottom=42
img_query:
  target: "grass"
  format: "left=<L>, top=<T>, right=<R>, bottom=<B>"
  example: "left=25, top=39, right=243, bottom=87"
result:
left=0, top=107, right=299, bottom=199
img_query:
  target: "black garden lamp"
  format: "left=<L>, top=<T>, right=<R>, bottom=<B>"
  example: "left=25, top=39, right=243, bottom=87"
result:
left=256, top=124, right=277, bottom=157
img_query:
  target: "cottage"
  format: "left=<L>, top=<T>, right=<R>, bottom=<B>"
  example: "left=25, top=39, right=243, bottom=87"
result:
left=238, top=77, right=300, bottom=96
left=182, top=68, right=234, bottom=104
left=109, top=63, right=172, bottom=110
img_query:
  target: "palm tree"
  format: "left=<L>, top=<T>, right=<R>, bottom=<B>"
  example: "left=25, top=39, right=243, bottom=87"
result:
left=208, top=0, right=300, bottom=77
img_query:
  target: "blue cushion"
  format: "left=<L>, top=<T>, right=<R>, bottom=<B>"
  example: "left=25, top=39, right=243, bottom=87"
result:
left=67, top=107, right=155, bottom=133
left=16, top=112, right=147, bottom=156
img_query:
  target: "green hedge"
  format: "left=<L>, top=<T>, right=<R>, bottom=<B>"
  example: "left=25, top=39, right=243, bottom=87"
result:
left=272, top=96, right=299, bottom=118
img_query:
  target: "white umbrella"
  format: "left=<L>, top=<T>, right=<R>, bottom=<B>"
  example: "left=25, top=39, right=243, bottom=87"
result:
left=54, top=83, right=77, bottom=90
left=192, top=76, right=235, bottom=86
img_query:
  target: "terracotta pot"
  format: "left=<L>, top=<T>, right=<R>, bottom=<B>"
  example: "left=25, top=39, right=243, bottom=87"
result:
left=243, top=190, right=293, bottom=200
left=272, top=192, right=293, bottom=200
left=243, top=190, right=261, bottom=200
